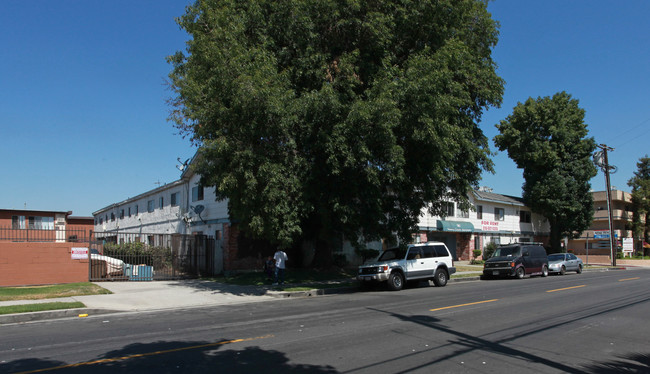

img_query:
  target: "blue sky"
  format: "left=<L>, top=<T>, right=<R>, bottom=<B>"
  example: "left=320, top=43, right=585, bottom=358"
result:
left=1, top=0, right=648, bottom=217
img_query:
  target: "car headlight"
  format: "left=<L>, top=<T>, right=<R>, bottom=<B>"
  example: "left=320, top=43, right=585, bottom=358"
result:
left=378, top=265, right=388, bottom=273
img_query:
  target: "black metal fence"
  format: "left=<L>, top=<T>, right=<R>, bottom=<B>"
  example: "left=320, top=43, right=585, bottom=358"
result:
left=89, top=232, right=219, bottom=281
left=0, top=226, right=93, bottom=243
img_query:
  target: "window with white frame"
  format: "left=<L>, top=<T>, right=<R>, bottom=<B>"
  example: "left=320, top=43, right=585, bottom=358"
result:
left=494, top=207, right=505, bottom=221
left=147, top=200, right=155, bottom=213
left=159, top=197, right=164, bottom=209
left=192, top=185, right=204, bottom=202
left=476, top=205, right=483, bottom=219
left=443, top=202, right=454, bottom=217
left=28, top=216, right=54, bottom=230
left=520, top=210, right=531, bottom=223
left=171, top=192, right=179, bottom=207
left=12, top=215, right=25, bottom=229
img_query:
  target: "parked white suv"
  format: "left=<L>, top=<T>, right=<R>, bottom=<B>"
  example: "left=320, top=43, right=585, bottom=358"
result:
left=357, top=242, right=456, bottom=291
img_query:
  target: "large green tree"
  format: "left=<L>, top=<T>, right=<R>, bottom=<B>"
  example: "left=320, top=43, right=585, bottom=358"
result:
left=628, top=156, right=650, bottom=251
left=494, top=92, right=597, bottom=253
left=168, top=0, right=504, bottom=264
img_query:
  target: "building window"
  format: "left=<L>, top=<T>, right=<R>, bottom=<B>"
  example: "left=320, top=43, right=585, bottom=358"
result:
left=27, top=216, right=54, bottom=230
left=120, top=209, right=125, bottom=219
left=99, top=217, right=103, bottom=224
left=159, top=197, right=164, bottom=209
left=443, top=202, right=454, bottom=217
left=147, top=200, right=155, bottom=213
left=128, top=207, right=131, bottom=217
left=494, top=207, right=505, bottom=221
left=192, top=185, right=204, bottom=202
left=111, top=213, right=115, bottom=222
left=457, top=208, right=469, bottom=218
left=12, top=215, right=25, bottom=229
left=476, top=205, right=483, bottom=219
left=520, top=210, right=531, bottom=223
left=171, top=192, right=179, bottom=207
left=135, top=205, right=139, bottom=215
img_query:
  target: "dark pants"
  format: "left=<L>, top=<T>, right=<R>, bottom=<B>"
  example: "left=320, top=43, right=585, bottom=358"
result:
left=274, top=267, right=285, bottom=285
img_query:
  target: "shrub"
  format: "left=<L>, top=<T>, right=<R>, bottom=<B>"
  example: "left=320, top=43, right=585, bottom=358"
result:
left=473, top=249, right=482, bottom=259
left=483, top=242, right=498, bottom=259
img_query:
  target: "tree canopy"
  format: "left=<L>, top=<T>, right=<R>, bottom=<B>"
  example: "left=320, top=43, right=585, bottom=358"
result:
left=628, top=156, right=650, bottom=248
left=167, top=0, right=504, bottom=262
left=494, top=92, right=597, bottom=252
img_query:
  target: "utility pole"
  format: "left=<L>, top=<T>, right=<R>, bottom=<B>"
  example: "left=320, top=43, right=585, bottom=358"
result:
left=595, top=144, right=616, bottom=266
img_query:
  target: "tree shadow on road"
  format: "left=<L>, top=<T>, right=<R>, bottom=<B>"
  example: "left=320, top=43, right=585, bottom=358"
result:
left=1, top=338, right=339, bottom=374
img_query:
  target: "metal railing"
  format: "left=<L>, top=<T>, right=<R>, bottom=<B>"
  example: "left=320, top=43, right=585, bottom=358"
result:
left=89, top=232, right=219, bottom=281
left=0, top=226, right=93, bottom=242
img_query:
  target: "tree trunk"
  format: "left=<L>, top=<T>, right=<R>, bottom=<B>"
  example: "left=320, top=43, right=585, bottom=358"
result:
left=549, top=219, right=562, bottom=253
left=311, top=238, right=333, bottom=268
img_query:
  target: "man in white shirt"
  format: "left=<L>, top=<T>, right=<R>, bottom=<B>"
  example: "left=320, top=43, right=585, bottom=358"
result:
left=273, top=249, right=288, bottom=286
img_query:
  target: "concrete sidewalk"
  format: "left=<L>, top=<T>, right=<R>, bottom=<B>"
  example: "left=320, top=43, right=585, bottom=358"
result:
left=0, top=280, right=297, bottom=324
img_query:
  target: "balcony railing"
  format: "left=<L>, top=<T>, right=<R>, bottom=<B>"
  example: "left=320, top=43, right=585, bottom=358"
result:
left=0, top=227, right=93, bottom=242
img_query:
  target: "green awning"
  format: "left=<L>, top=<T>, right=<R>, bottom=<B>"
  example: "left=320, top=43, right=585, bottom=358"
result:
left=436, top=220, right=474, bottom=232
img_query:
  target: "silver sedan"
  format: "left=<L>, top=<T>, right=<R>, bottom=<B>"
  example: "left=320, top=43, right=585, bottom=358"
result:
left=548, top=253, right=583, bottom=275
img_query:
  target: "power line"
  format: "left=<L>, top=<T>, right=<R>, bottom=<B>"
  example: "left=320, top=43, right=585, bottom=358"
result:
left=609, top=117, right=650, bottom=149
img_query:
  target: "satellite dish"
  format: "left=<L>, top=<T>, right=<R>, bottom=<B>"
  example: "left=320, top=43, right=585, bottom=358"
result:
left=192, top=205, right=204, bottom=214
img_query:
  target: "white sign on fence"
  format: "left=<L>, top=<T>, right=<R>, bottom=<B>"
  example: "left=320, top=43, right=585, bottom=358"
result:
left=71, top=247, right=89, bottom=260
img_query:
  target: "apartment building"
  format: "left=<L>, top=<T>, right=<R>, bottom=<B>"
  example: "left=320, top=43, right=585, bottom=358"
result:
left=0, top=209, right=93, bottom=242
left=568, top=189, right=635, bottom=255
left=417, top=188, right=550, bottom=260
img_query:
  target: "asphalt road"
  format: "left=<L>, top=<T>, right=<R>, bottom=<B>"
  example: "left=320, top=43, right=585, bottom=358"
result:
left=2, top=268, right=649, bottom=373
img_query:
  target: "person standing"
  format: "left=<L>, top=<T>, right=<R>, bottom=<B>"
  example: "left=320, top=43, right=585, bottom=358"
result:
left=273, top=249, right=288, bottom=286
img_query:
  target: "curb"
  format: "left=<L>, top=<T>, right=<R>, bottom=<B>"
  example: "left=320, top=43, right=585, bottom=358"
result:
left=0, top=308, right=121, bottom=325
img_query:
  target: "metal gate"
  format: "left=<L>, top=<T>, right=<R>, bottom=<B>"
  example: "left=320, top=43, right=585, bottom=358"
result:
left=88, top=233, right=219, bottom=281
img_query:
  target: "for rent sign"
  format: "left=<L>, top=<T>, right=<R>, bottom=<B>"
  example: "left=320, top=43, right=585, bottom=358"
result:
left=71, top=247, right=89, bottom=260
left=482, top=221, right=499, bottom=231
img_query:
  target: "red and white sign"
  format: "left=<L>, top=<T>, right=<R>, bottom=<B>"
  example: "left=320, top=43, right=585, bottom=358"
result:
left=71, top=247, right=89, bottom=260
left=481, top=221, right=499, bottom=231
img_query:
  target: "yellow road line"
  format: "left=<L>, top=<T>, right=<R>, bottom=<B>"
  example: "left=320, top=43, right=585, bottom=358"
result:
left=15, top=334, right=274, bottom=374
left=546, top=285, right=586, bottom=293
left=430, top=299, right=498, bottom=312
left=619, top=277, right=640, bottom=282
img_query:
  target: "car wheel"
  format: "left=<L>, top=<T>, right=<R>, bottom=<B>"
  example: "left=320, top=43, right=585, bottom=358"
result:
left=576, top=264, right=583, bottom=274
left=541, top=265, right=548, bottom=277
left=560, top=265, right=566, bottom=275
left=433, top=269, right=448, bottom=287
left=388, top=272, right=404, bottom=291
left=516, top=267, right=525, bottom=279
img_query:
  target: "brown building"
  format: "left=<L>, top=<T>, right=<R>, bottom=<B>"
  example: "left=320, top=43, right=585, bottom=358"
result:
left=568, top=189, right=636, bottom=255
left=0, top=209, right=94, bottom=243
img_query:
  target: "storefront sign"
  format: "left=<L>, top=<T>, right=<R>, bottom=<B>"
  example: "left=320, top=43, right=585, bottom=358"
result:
left=593, top=230, right=610, bottom=239
left=71, top=247, right=89, bottom=260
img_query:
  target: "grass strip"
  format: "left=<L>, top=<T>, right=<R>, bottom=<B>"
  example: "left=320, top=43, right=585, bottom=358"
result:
left=0, top=302, right=86, bottom=315
left=0, top=282, right=111, bottom=301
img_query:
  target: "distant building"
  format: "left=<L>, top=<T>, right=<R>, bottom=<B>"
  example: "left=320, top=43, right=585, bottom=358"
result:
left=0, top=209, right=93, bottom=242
left=417, top=188, right=550, bottom=260
left=568, top=189, right=636, bottom=255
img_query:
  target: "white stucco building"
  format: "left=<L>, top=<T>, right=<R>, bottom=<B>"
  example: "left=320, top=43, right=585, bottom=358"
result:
left=416, top=188, right=550, bottom=260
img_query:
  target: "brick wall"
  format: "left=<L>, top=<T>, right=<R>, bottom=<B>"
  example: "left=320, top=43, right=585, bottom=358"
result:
left=0, top=242, right=89, bottom=286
